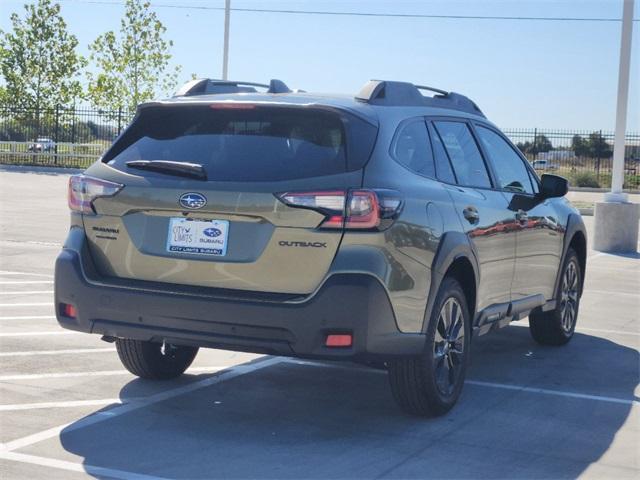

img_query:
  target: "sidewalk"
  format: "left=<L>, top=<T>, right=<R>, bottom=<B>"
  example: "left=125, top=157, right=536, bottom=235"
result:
left=567, top=190, right=639, bottom=205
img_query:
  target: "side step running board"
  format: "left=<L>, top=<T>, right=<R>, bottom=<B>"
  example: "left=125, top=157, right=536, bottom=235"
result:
left=473, top=294, right=547, bottom=336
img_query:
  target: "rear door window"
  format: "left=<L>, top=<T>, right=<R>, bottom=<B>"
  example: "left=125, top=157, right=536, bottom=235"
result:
left=392, top=120, right=435, bottom=178
left=432, top=121, right=492, bottom=188
left=104, top=106, right=376, bottom=182
left=427, top=123, right=457, bottom=184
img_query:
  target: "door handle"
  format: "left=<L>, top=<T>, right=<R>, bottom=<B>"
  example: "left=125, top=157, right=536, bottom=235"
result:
left=463, top=206, right=479, bottom=224
left=516, top=209, right=528, bottom=223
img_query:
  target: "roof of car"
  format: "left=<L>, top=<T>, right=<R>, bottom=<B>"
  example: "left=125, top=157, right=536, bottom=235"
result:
left=140, top=79, right=488, bottom=125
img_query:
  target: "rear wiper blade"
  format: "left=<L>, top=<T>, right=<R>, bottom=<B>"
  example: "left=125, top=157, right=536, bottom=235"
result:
left=125, top=160, right=207, bottom=180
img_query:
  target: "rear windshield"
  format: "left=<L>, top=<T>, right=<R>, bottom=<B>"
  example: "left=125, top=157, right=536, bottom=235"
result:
left=103, top=105, right=376, bottom=182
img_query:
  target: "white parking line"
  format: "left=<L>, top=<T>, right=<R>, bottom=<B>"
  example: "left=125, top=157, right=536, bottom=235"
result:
left=0, top=331, right=80, bottom=337
left=0, top=398, right=134, bottom=412
left=0, top=365, right=228, bottom=381
left=0, top=281, right=54, bottom=285
left=583, top=289, right=639, bottom=298
left=0, top=357, right=282, bottom=454
left=0, top=452, right=171, bottom=480
left=466, top=380, right=639, bottom=406
left=0, top=370, right=131, bottom=381
left=0, top=239, right=61, bottom=247
left=290, top=359, right=640, bottom=406
left=0, top=315, right=56, bottom=320
left=0, top=303, right=52, bottom=307
left=0, top=291, right=53, bottom=295
left=0, top=348, right=114, bottom=357
left=509, top=322, right=639, bottom=338
left=0, top=270, right=53, bottom=278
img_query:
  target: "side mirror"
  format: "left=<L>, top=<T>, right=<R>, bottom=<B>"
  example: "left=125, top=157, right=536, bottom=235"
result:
left=540, top=174, right=568, bottom=198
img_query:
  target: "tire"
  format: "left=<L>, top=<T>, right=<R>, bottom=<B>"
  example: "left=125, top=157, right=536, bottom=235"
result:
left=388, top=277, right=471, bottom=417
left=529, top=248, right=582, bottom=346
left=115, top=339, right=198, bottom=380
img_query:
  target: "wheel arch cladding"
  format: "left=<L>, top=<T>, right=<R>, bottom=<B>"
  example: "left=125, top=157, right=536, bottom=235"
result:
left=443, top=257, right=477, bottom=322
left=568, top=229, right=587, bottom=294
left=422, top=232, right=479, bottom=333
left=557, top=213, right=587, bottom=297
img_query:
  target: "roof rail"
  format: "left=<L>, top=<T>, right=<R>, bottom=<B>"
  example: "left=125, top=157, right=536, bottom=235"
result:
left=355, top=80, right=484, bottom=118
left=174, top=78, right=292, bottom=97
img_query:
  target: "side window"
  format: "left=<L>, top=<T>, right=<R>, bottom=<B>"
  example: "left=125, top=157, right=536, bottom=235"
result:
left=475, top=126, right=535, bottom=194
left=427, top=122, right=456, bottom=184
left=433, top=121, right=492, bottom=188
left=392, top=120, right=435, bottom=178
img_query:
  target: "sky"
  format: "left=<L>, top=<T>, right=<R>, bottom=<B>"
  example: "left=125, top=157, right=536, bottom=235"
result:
left=1, top=0, right=638, bottom=131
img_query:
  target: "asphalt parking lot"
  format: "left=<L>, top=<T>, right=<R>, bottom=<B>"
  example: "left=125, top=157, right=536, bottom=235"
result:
left=0, top=166, right=638, bottom=479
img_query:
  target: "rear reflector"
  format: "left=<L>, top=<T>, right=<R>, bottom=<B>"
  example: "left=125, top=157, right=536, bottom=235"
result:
left=275, top=189, right=403, bottom=231
left=61, top=303, right=77, bottom=319
left=325, top=334, right=353, bottom=347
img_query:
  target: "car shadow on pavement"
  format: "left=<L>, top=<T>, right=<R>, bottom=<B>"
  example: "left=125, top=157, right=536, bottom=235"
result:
left=58, top=327, right=639, bottom=479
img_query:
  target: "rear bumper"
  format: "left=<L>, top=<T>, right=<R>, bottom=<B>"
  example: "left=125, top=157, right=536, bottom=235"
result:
left=54, top=230, right=425, bottom=362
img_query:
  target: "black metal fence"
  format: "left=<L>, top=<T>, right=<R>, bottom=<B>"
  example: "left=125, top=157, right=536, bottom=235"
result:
left=503, top=128, right=640, bottom=190
left=0, top=106, right=133, bottom=169
left=1, top=106, right=639, bottom=189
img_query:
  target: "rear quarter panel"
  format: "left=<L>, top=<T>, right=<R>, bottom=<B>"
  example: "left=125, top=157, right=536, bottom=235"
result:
left=338, top=112, right=463, bottom=333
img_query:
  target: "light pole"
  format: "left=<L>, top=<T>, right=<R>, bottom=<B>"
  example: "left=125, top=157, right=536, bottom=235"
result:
left=222, top=0, right=231, bottom=80
left=607, top=0, right=634, bottom=202
left=593, top=0, right=639, bottom=252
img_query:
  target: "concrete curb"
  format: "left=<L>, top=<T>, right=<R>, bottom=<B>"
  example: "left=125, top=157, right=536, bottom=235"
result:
left=578, top=208, right=594, bottom=216
left=570, top=187, right=640, bottom=194
left=0, top=164, right=83, bottom=175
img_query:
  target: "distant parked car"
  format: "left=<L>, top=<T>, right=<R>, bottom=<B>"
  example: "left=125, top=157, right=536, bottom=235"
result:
left=532, top=159, right=559, bottom=171
left=28, top=137, right=55, bottom=152
left=537, top=150, right=575, bottom=161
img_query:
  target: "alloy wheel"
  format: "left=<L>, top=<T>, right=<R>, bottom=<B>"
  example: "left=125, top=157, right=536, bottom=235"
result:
left=560, top=260, right=579, bottom=332
left=433, top=297, right=465, bottom=396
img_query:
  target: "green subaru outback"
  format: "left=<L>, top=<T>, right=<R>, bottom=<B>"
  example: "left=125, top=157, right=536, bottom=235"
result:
left=55, top=79, right=586, bottom=416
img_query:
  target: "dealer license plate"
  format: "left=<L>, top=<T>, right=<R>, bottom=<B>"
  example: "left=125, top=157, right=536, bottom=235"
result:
left=166, top=218, right=229, bottom=256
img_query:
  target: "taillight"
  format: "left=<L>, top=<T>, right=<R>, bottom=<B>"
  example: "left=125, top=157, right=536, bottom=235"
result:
left=276, top=189, right=403, bottom=231
left=68, top=174, right=123, bottom=214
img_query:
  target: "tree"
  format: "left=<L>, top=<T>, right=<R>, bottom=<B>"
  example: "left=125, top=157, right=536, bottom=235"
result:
left=571, top=135, right=589, bottom=157
left=571, top=132, right=613, bottom=158
left=0, top=0, right=85, bottom=111
left=516, top=134, right=553, bottom=156
left=87, top=0, right=180, bottom=112
left=587, top=132, right=612, bottom=159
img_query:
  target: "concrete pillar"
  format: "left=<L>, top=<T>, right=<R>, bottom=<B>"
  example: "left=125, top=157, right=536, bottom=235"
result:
left=594, top=0, right=638, bottom=253
left=593, top=202, right=640, bottom=252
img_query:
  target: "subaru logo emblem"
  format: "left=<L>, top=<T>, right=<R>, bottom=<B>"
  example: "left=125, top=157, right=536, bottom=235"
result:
left=179, top=192, right=207, bottom=210
left=203, top=227, right=222, bottom=238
